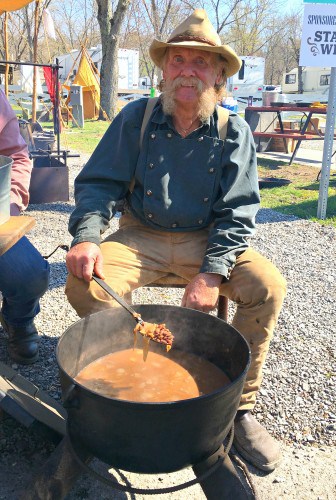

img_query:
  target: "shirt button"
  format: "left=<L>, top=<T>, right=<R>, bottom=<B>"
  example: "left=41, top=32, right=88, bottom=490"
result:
left=150, top=133, right=156, bottom=139
left=149, top=163, right=154, bottom=169
left=146, top=189, right=153, bottom=196
left=171, top=223, right=178, bottom=228
left=198, top=136, right=204, bottom=141
left=167, top=132, right=172, bottom=138
left=147, top=213, right=153, bottom=219
left=203, top=197, right=209, bottom=202
left=198, top=219, right=203, bottom=225
left=209, top=168, right=215, bottom=173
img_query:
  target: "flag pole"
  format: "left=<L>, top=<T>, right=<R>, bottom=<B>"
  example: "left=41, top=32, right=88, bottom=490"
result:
left=32, top=0, right=40, bottom=122
left=4, top=11, right=9, bottom=96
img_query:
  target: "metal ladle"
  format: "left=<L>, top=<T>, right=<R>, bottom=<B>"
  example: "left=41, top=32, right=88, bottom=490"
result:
left=92, top=274, right=144, bottom=326
left=92, top=274, right=173, bottom=349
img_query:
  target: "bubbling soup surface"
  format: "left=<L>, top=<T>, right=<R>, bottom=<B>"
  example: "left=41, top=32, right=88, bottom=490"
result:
left=75, top=348, right=231, bottom=403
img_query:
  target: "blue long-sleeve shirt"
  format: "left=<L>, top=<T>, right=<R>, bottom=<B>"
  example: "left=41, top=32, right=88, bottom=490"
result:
left=69, top=98, right=260, bottom=279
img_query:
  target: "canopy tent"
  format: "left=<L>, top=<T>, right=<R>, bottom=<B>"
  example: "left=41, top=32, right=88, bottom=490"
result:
left=0, top=0, right=34, bottom=15
left=69, top=48, right=100, bottom=120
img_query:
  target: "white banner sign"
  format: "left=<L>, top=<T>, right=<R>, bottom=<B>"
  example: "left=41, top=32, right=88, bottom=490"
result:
left=300, top=4, right=336, bottom=66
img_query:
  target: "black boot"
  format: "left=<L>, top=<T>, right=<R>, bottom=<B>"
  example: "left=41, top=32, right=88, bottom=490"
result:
left=0, top=314, right=40, bottom=364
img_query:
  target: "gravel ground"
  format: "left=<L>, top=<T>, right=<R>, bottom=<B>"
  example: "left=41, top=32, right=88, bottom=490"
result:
left=0, top=152, right=335, bottom=499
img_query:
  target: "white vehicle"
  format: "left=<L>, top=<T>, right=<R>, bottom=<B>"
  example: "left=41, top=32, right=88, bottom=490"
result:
left=263, top=84, right=281, bottom=93
left=139, top=75, right=158, bottom=90
left=56, top=46, right=140, bottom=93
left=281, top=66, right=330, bottom=102
left=227, top=56, right=265, bottom=100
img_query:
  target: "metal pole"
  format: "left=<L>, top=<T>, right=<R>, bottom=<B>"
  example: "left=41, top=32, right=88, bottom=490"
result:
left=54, top=58, right=61, bottom=156
left=32, top=0, right=40, bottom=123
left=317, top=66, right=336, bottom=219
left=4, top=12, right=9, bottom=96
left=0, top=60, right=62, bottom=69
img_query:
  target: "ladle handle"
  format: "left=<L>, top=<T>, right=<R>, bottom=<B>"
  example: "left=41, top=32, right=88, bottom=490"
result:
left=92, top=274, right=141, bottom=322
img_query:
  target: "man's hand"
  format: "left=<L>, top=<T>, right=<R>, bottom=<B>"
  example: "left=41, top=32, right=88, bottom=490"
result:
left=66, top=242, right=105, bottom=282
left=181, top=273, right=222, bottom=313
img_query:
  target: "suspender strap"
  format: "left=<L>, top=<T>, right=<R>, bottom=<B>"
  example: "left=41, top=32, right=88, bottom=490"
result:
left=139, top=97, right=159, bottom=148
left=216, top=105, right=230, bottom=141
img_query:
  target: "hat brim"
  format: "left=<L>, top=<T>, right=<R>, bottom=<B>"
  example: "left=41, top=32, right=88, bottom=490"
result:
left=149, top=39, right=241, bottom=78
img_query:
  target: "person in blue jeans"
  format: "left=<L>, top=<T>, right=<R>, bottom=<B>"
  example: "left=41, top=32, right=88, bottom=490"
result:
left=0, top=90, right=49, bottom=364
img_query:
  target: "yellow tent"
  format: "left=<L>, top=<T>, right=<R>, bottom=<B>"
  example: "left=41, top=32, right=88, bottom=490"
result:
left=72, top=49, right=100, bottom=120
left=0, top=0, right=34, bottom=15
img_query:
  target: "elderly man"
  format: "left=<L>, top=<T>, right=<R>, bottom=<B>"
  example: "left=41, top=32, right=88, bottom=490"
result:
left=66, top=9, right=287, bottom=472
left=0, top=90, right=50, bottom=364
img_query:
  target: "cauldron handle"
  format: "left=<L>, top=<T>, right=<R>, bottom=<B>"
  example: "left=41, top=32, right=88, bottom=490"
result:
left=65, top=424, right=235, bottom=494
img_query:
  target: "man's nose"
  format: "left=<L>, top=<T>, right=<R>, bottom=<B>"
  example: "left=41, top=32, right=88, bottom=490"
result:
left=180, top=63, right=196, bottom=77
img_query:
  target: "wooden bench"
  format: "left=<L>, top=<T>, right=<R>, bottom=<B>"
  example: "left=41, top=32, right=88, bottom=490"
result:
left=253, top=131, right=323, bottom=140
left=273, top=128, right=335, bottom=138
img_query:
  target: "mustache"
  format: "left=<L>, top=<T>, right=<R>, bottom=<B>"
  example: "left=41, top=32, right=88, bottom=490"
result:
left=169, top=77, right=204, bottom=93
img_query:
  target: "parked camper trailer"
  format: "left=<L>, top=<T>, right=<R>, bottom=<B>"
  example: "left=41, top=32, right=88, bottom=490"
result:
left=281, top=67, right=330, bottom=101
left=57, top=46, right=140, bottom=93
left=227, top=56, right=265, bottom=100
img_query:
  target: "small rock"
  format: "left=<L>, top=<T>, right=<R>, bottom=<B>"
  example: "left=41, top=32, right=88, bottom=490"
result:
left=273, top=476, right=285, bottom=483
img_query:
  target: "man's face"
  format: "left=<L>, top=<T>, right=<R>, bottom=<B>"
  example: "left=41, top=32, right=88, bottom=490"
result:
left=162, top=47, right=222, bottom=105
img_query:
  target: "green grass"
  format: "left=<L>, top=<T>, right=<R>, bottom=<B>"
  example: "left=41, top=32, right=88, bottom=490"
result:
left=258, top=159, right=336, bottom=227
left=56, top=119, right=335, bottom=227
left=259, top=183, right=336, bottom=226
left=60, top=119, right=110, bottom=154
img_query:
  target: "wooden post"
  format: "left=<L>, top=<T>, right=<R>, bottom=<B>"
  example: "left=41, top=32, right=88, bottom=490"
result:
left=4, top=12, right=9, bottom=96
left=32, top=0, right=40, bottom=122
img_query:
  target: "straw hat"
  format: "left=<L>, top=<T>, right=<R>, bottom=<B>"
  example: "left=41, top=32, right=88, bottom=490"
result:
left=149, top=9, right=241, bottom=78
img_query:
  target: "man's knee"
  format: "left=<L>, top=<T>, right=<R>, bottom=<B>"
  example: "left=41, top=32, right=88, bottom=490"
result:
left=14, top=259, right=50, bottom=300
left=65, top=274, right=91, bottom=317
left=65, top=273, right=120, bottom=318
left=231, top=249, right=287, bottom=308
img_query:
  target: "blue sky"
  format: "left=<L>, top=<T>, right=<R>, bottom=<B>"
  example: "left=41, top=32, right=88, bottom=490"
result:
left=282, top=0, right=304, bottom=14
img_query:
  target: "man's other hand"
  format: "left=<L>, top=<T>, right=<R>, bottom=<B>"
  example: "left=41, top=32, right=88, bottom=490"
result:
left=181, top=273, right=222, bottom=313
left=66, top=242, right=105, bottom=282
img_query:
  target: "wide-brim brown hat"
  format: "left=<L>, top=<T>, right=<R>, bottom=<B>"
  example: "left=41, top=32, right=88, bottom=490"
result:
left=149, top=9, right=241, bottom=78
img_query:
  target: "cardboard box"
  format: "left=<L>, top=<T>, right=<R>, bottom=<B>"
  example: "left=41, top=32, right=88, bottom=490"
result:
left=269, top=136, right=295, bottom=153
left=306, top=118, right=320, bottom=134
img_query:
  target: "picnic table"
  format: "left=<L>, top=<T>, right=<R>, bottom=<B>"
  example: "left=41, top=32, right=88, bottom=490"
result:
left=246, top=105, right=328, bottom=165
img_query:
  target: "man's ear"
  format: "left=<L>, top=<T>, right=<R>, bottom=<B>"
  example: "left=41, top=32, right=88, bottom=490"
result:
left=215, top=71, right=224, bottom=86
left=215, top=68, right=226, bottom=87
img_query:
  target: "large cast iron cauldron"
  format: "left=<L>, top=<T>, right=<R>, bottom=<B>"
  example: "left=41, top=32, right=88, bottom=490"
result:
left=57, top=305, right=250, bottom=474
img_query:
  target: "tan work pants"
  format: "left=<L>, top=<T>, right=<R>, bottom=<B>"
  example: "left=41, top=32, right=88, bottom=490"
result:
left=66, top=214, right=287, bottom=410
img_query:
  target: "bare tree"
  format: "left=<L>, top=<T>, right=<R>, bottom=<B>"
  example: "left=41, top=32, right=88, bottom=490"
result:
left=286, top=12, right=303, bottom=92
left=126, top=0, right=192, bottom=86
left=263, top=11, right=302, bottom=86
left=225, top=0, right=284, bottom=55
left=52, top=0, right=99, bottom=52
left=0, top=0, right=53, bottom=62
left=96, top=0, right=131, bottom=120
